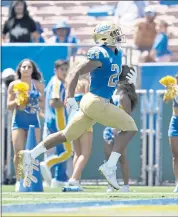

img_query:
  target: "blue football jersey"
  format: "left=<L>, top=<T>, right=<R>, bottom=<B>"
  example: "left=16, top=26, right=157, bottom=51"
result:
left=87, top=45, right=122, bottom=99
left=44, top=76, right=68, bottom=133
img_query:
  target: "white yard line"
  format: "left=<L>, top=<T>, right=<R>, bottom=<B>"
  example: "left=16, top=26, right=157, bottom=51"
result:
left=2, top=198, right=101, bottom=201
left=2, top=195, right=177, bottom=202
left=2, top=192, right=176, bottom=195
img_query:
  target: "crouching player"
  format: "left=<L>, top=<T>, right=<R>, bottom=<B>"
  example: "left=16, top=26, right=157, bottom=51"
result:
left=103, top=65, right=138, bottom=192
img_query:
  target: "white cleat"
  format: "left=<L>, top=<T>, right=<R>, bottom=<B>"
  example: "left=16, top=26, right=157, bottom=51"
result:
left=106, top=184, right=114, bottom=193
left=99, top=162, right=119, bottom=190
left=120, top=185, right=130, bottom=192
left=66, top=179, right=83, bottom=191
left=18, top=150, right=39, bottom=187
left=43, top=181, right=50, bottom=188
left=15, top=181, right=20, bottom=192
left=68, top=179, right=80, bottom=186
left=173, top=183, right=178, bottom=193
left=40, top=161, right=52, bottom=186
left=50, top=178, right=66, bottom=188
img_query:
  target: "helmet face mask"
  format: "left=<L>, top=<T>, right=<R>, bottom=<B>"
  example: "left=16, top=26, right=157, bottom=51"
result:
left=93, top=22, right=125, bottom=46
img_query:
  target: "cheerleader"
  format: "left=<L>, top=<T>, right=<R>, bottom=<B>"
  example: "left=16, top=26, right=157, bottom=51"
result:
left=67, top=77, right=93, bottom=190
left=103, top=65, right=138, bottom=192
left=165, top=74, right=178, bottom=193
left=7, top=59, right=44, bottom=191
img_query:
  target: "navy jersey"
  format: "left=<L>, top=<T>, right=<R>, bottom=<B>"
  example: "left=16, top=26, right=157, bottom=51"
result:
left=87, top=45, right=122, bottom=99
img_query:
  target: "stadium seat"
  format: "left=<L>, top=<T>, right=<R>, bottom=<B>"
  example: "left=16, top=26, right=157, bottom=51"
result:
left=27, top=1, right=53, bottom=7
left=1, top=6, right=8, bottom=16
left=166, top=7, right=178, bottom=17
left=55, top=1, right=82, bottom=7
left=87, top=5, right=116, bottom=17
left=67, top=20, right=98, bottom=29
left=1, top=0, right=178, bottom=62
left=160, top=0, right=178, bottom=6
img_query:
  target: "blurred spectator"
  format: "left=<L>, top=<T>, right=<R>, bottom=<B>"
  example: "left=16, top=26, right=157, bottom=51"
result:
left=41, top=60, right=72, bottom=188
left=135, top=1, right=149, bottom=18
left=151, top=20, right=172, bottom=62
left=115, top=1, right=148, bottom=25
left=1, top=68, right=16, bottom=122
left=1, top=68, right=16, bottom=184
left=48, top=20, right=79, bottom=55
left=134, top=6, right=157, bottom=52
left=2, top=0, right=37, bottom=43
left=2, top=68, right=16, bottom=88
left=1, top=68, right=16, bottom=118
left=31, top=22, right=45, bottom=43
left=140, top=20, right=172, bottom=63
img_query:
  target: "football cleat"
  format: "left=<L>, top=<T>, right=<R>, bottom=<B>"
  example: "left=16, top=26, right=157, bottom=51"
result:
left=99, top=162, right=119, bottom=190
left=18, top=150, right=39, bottom=187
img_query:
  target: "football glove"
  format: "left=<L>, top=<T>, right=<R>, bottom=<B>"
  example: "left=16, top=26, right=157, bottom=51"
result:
left=126, top=68, right=137, bottom=86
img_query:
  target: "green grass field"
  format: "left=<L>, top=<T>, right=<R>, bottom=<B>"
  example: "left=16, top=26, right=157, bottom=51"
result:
left=2, top=185, right=178, bottom=216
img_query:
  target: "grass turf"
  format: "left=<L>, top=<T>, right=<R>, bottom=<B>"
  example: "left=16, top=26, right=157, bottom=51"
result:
left=2, top=186, right=178, bottom=217
left=2, top=185, right=178, bottom=205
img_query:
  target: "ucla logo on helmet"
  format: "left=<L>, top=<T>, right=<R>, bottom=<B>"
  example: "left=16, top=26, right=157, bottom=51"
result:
left=95, top=24, right=111, bottom=33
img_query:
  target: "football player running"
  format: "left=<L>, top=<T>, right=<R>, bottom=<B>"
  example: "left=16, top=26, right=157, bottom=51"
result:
left=18, top=22, right=137, bottom=190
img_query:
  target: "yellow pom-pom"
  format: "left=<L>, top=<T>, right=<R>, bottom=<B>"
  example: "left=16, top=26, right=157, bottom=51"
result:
left=13, top=82, right=29, bottom=106
left=13, top=82, right=29, bottom=93
left=163, top=85, right=177, bottom=102
left=159, top=76, right=177, bottom=88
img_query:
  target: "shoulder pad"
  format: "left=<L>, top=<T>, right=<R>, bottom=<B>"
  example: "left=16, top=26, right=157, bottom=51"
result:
left=87, top=46, right=109, bottom=61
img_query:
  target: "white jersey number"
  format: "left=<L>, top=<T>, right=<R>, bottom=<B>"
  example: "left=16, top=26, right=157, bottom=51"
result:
left=108, top=64, right=120, bottom=87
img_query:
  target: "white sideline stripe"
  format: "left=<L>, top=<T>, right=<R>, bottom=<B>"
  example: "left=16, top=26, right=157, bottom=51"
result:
left=2, top=198, right=99, bottom=201
left=2, top=197, right=177, bottom=202
left=2, top=192, right=176, bottom=195
left=139, top=62, right=178, bottom=66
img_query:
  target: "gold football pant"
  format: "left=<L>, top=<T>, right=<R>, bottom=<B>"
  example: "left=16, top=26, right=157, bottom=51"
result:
left=63, top=92, right=138, bottom=142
